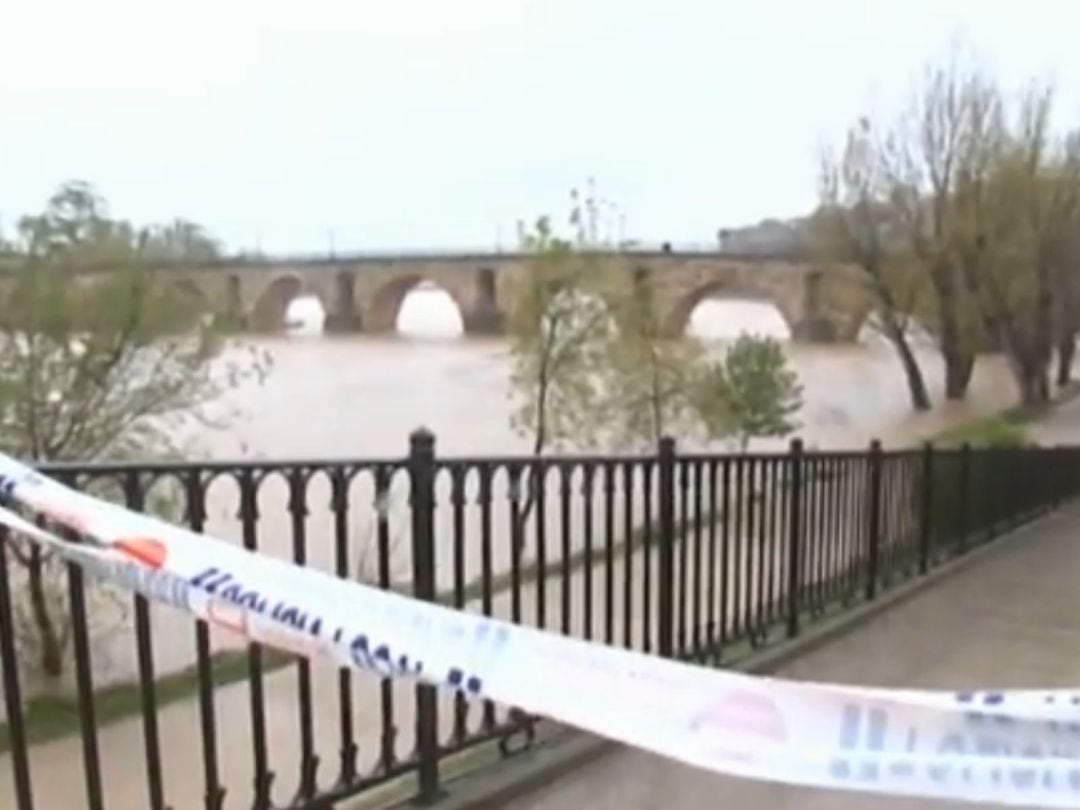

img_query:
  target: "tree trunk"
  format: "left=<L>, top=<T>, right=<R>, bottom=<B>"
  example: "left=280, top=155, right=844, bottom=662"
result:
left=943, top=351, right=976, bottom=400
left=867, top=274, right=932, bottom=412
left=888, top=326, right=932, bottom=411
left=27, top=546, right=65, bottom=678
left=930, top=262, right=976, bottom=400
left=939, top=299, right=975, bottom=399
left=1057, top=331, right=1076, bottom=387
left=1017, top=366, right=1050, bottom=407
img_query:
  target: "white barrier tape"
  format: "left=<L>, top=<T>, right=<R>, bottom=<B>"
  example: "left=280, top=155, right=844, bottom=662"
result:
left=0, top=455, right=1078, bottom=807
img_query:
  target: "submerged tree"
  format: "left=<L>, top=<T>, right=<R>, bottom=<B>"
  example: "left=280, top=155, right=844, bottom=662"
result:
left=507, top=215, right=614, bottom=455
left=817, top=118, right=933, bottom=411
left=594, top=267, right=705, bottom=449
left=505, top=204, right=617, bottom=547
left=1, top=180, right=267, bottom=678
left=949, top=86, right=1080, bottom=405
left=693, top=334, right=803, bottom=450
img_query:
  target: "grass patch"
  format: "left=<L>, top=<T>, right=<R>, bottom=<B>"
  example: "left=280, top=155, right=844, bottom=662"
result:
left=935, top=415, right=1031, bottom=449
left=931, top=379, right=1080, bottom=448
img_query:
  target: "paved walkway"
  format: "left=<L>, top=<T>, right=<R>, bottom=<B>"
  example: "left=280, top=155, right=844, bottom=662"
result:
left=508, top=502, right=1080, bottom=810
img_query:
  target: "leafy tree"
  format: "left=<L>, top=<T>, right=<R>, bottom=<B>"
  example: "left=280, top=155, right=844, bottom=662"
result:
left=1, top=180, right=266, bottom=679
left=693, top=334, right=803, bottom=450
left=507, top=215, right=613, bottom=455
left=505, top=203, right=617, bottom=547
left=593, top=267, right=704, bottom=450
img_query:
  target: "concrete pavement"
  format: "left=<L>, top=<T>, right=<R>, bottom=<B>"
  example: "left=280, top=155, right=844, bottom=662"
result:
left=504, top=501, right=1080, bottom=810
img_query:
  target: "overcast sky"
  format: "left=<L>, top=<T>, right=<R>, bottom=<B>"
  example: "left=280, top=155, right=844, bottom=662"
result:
left=2, top=0, right=1079, bottom=254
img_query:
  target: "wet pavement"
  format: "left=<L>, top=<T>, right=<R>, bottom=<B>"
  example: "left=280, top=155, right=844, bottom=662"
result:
left=506, top=503, right=1080, bottom=810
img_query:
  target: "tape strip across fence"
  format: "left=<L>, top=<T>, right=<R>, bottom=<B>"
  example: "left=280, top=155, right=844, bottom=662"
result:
left=0, top=454, right=1078, bottom=807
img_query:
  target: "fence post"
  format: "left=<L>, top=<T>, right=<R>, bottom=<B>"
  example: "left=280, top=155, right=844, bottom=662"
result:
left=408, top=428, right=444, bottom=804
left=785, top=438, right=804, bottom=638
left=0, top=528, right=33, bottom=810
left=865, top=439, right=883, bottom=600
left=1054, top=447, right=1062, bottom=509
left=957, top=442, right=971, bottom=554
left=918, top=442, right=934, bottom=575
left=657, top=436, right=677, bottom=659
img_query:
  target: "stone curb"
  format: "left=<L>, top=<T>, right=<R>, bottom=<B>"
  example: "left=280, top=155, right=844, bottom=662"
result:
left=382, top=506, right=1067, bottom=810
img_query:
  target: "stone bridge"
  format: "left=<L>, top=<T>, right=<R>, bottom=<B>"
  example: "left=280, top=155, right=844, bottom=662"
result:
left=46, top=251, right=875, bottom=341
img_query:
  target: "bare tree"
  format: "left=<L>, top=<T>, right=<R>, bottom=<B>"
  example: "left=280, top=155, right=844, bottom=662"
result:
left=951, top=85, right=1080, bottom=405
left=817, top=118, right=932, bottom=411
left=879, top=59, right=999, bottom=400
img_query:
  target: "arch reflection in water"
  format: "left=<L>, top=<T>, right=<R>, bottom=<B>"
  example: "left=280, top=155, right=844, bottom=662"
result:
left=396, top=281, right=464, bottom=339
left=687, top=299, right=791, bottom=341
left=284, top=295, right=327, bottom=336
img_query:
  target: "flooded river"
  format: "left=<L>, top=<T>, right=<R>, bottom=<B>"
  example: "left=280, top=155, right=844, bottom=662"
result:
left=0, top=290, right=1022, bottom=810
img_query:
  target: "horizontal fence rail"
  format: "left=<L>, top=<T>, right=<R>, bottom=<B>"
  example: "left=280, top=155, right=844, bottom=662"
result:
left=0, top=435, right=1079, bottom=809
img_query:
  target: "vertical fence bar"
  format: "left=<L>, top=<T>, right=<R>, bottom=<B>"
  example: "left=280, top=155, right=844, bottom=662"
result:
left=184, top=471, right=225, bottom=810
left=534, top=462, right=548, bottom=631
left=0, top=527, right=33, bottom=810
left=692, top=460, right=704, bottom=656
left=957, top=443, right=971, bottom=554
left=581, top=464, right=595, bottom=643
left=642, top=463, right=654, bottom=654
left=124, top=471, right=166, bottom=810
left=677, top=460, right=690, bottom=654
left=1052, top=446, right=1063, bottom=510
left=237, top=468, right=273, bottom=809
left=865, top=440, right=883, bottom=600
left=408, top=429, right=444, bottom=804
left=745, top=458, right=760, bottom=633
left=603, top=462, right=616, bottom=646
left=621, top=462, right=635, bottom=650
left=807, top=457, right=820, bottom=613
left=508, top=464, right=523, bottom=626
left=449, top=465, right=469, bottom=745
left=375, top=465, right=401, bottom=763
left=330, top=467, right=358, bottom=787
left=918, top=443, right=934, bottom=575
left=732, top=455, right=745, bottom=640
left=827, top=457, right=842, bottom=602
left=657, top=437, right=676, bottom=659
left=68, top=555, right=104, bottom=810
left=287, top=468, right=319, bottom=802
left=705, top=460, right=719, bottom=656
left=786, top=438, right=803, bottom=638
left=558, top=465, right=572, bottom=639
left=769, top=457, right=783, bottom=624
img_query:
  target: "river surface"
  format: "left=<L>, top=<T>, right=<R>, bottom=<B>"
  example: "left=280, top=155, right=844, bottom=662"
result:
left=0, top=291, right=1028, bottom=810
left=200, top=291, right=1018, bottom=460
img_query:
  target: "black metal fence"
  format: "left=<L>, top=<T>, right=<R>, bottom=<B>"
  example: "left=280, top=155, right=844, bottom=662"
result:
left=1, top=434, right=1078, bottom=810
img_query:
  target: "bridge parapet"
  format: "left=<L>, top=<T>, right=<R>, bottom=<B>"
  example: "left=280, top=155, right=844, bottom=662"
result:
left=0, top=250, right=871, bottom=340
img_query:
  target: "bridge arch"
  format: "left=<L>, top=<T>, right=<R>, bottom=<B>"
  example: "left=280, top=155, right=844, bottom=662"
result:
left=665, top=279, right=800, bottom=339
left=366, top=274, right=469, bottom=335
left=250, top=275, right=331, bottom=333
